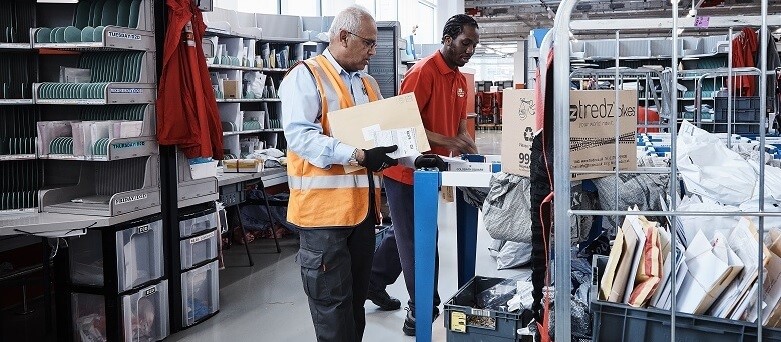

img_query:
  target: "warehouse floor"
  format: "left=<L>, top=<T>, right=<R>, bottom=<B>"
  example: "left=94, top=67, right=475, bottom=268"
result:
left=165, top=130, right=525, bottom=341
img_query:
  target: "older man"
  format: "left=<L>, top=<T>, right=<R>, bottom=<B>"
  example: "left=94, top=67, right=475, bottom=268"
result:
left=279, top=5, right=401, bottom=342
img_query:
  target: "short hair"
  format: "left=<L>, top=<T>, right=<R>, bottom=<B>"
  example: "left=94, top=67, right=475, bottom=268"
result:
left=441, top=14, right=478, bottom=43
left=328, top=5, right=375, bottom=41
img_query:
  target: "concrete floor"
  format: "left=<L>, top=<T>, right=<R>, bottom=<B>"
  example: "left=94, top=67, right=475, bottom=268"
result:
left=166, top=130, right=519, bottom=341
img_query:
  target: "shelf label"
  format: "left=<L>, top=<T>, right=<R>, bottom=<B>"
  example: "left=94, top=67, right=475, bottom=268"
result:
left=112, top=141, right=146, bottom=149
left=109, top=88, right=143, bottom=94
left=143, top=286, right=157, bottom=297
left=108, top=31, right=142, bottom=41
left=137, top=224, right=151, bottom=234
left=114, top=193, right=148, bottom=205
left=190, top=231, right=216, bottom=244
left=694, top=16, right=710, bottom=28
left=470, top=308, right=491, bottom=317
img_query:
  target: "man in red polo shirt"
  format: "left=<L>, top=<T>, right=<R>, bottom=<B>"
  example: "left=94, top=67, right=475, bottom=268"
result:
left=366, top=14, right=479, bottom=336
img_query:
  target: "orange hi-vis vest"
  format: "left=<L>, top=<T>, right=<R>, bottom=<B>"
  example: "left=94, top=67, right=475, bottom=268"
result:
left=286, top=54, right=383, bottom=228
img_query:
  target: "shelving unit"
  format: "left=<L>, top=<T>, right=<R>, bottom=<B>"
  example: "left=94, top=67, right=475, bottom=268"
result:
left=203, top=11, right=300, bottom=161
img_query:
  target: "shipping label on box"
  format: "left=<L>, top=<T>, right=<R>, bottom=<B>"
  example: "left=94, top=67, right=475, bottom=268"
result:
left=501, top=89, right=638, bottom=180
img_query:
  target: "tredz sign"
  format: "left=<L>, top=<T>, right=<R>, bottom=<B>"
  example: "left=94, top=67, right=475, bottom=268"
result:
left=501, top=90, right=637, bottom=179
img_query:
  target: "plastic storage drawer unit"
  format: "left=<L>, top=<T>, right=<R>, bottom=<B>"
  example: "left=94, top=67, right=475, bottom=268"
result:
left=179, top=229, right=218, bottom=270
left=71, top=280, right=170, bottom=342
left=69, top=218, right=165, bottom=292
left=181, top=260, right=220, bottom=327
left=444, top=276, right=526, bottom=342
left=179, top=208, right=218, bottom=238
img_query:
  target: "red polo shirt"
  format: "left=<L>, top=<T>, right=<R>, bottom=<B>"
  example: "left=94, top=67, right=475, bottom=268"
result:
left=383, top=51, right=468, bottom=185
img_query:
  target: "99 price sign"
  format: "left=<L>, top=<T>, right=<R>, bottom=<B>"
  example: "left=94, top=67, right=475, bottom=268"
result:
left=518, top=152, right=531, bottom=167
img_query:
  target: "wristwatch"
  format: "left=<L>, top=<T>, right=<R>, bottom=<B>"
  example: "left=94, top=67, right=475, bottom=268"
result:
left=348, top=148, right=360, bottom=167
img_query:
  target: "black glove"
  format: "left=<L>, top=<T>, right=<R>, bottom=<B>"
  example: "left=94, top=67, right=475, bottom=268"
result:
left=414, top=154, right=447, bottom=171
left=360, top=145, right=398, bottom=172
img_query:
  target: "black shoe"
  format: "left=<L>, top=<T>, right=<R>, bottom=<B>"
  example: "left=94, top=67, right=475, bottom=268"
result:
left=366, top=289, right=401, bottom=311
left=402, top=307, right=440, bottom=336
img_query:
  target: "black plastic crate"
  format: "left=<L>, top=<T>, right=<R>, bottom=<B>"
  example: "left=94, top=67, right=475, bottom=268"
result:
left=374, top=225, right=390, bottom=251
left=715, top=96, right=761, bottom=110
left=592, top=300, right=781, bottom=342
left=444, top=276, right=526, bottom=341
left=714, top=108, right=761, bottom=123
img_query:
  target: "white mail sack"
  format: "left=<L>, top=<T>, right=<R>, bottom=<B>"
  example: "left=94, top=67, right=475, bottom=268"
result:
left=676, top=121, right=756, bottom=205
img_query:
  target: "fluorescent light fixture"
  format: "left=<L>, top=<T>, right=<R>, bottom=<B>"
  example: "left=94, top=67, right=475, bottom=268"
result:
left=775, top=28, right=781, bottom=33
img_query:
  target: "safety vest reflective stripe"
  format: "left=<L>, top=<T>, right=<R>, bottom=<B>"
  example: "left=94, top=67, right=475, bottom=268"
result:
left=288, top=175, right=382, bottom=190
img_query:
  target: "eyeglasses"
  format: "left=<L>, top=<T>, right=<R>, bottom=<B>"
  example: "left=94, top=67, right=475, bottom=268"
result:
left=347, top=31, right=377, bottom=49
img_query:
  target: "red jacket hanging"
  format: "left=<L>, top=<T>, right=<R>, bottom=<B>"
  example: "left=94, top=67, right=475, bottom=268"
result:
left=157, top=0, right=223, bottom=159
left=730, top=27, right=758, bottom=97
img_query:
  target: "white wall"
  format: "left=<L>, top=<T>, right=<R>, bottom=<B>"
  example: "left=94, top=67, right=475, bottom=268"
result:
left=513, top=40, right=526, bottom=86
left=436, top=0, right=464, bottom=43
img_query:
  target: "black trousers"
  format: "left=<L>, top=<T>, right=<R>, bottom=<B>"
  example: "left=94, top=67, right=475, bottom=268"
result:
left=297, top=217, right=375, bottom=342
left=369, top=177, right=441, bottom=313
left=530, top=134, right=553, bottom=321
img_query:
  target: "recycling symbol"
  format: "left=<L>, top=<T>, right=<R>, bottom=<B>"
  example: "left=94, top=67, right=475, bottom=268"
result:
left=523, top=127, right=534, bottom=141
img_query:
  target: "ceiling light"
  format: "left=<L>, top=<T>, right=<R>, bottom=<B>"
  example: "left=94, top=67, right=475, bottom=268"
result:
left=776, top=28, right=781, bottom=33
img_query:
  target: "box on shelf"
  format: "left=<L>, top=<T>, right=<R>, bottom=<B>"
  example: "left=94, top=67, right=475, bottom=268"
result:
left=69, top=217, right=164, bottom=292
left=71, top=280, right=170, bottom=342
left=181, top=260, right=220, bottom=327
left=222, top=158, right=263, bottom=173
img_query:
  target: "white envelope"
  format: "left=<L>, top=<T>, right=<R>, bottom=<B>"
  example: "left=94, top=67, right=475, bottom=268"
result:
left=676, top=230, right=743, bottom=314
left=709, top=218, right=769, bottom=318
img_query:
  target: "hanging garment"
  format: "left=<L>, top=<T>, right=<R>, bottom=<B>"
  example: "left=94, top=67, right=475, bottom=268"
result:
left=730, top=28, right=758, bottom=97
left=157, top=0, right=223, bottom=159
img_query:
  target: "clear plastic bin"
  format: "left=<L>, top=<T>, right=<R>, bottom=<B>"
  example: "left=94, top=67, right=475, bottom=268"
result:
left=181, top=260, right=220, bottom=326
left=179, top=229, right=218, bottom=270
left=71, top=280, right=170, bottom=342
left=122, top=280, right=170, bottom=342
left=69, top=219, right=165, bottom=292
left=179, top=210, right=218, bottom=238
left=71, top=293, right=106, bottom=342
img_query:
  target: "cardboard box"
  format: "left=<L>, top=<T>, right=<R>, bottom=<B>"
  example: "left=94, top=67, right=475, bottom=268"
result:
left=327, top=93, right=431, bottom=173
left=501, top=89, right=638, bottom=180
left=222, top=79, right=242, bottom=99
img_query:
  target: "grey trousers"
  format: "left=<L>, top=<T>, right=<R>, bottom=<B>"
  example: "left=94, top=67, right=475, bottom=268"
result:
left=296, top=215, right=376, bottom=342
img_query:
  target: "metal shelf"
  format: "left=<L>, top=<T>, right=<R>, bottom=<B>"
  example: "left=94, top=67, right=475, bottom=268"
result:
left=222, top=129, right=282, bottom=136
left=208, top=64, right=264, bottom=71
left=38, top=136, right=159, bottom=161
left=0, top=99, right=34, bottom=105
left=0, top=154, right=37, bottom=161
left=0, top=43, right=33, bottom=51
left=215, top=98, right=280, bottom=103
left=31, top=27, right=156, bottom=52
left=0, top=206, right=162, bottom=237
left=33, top=83, right=157, bottom=105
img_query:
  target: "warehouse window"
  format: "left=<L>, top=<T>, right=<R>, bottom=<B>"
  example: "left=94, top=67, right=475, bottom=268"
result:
left=375, top=0, right=398, bottom=21
left=237, top=1, right=279, bottom=14
left=414, top=0, right=435, bottom=44
left=322, top=0, right=374, bottom=16
left=281, top=0, right=319, bottom=16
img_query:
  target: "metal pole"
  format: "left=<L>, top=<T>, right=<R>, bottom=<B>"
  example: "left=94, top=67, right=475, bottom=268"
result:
left=727, top=27, right=734, bottom=147
left=614, top=30, right=621, bottom=234
left=552, top=0, right=577, bottom=340
left=757, top=1, right=768, bottom=339
left=669, top=1, right=680, bottom=340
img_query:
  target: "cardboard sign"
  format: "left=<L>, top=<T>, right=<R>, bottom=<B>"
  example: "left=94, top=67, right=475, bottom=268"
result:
left=500, top=89, right=536, bottom=177
left=501, top=89, right=638, bottom=180
left=328, top=93, right=431, bottom=173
